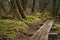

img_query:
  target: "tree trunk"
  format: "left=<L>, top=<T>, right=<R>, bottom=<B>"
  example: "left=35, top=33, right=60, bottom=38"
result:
left=39, top=0, right=49, bottom=13
left=16, top=0, right=26, bottom=19
left=10, top=0, right=22, bottom=20
left=21, top=0, right=28, bottom=10
left=52, top=0, right=57, bottom=18
left=31, top=0, right=36, bottom=14
left=56, top=0, right=60, bottom=17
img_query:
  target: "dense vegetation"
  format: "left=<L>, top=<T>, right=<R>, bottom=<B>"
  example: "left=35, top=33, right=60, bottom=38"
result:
left=0, top=0, right=60, bottom=40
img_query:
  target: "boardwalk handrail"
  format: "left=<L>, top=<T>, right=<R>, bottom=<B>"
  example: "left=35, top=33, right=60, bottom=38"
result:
left=30, top=20, right=54, bottom=40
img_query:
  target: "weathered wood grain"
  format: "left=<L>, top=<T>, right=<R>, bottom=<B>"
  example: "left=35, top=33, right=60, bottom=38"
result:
left=30, top=20, right=54, bottom=40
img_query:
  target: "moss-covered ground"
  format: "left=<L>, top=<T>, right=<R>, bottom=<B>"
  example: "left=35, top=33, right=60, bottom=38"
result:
left=0, top=20, right=28, bottom=39
left=55, top=23, right=60, bottom=33
left=0, top=12, right=55, bottom=39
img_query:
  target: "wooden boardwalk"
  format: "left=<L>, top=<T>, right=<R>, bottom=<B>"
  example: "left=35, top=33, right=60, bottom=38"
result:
left=30, top=20, right=54, bottom=40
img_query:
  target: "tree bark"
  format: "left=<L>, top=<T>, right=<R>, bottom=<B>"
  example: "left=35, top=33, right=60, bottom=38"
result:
left=31, top=0, right=36, bottom=14
left=10, top=0, right=22, bottom=20
left=16, top=0, right=26, bottom=19
left=21, top=0, right=28, bottom=10
left=52, top=0, right=57, bottom=18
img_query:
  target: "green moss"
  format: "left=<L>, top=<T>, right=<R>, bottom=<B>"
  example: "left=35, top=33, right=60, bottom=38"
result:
left=33, top=12, right=53, bottom=20
left=21, top=16, right=41, bottom=25
left=42, top=12, right=53, bottom=20
left=33, top=12, right=42, bottom=18
left=55, top=24, right=60, bottom=33
left=22, top=12, right=53, bottom=25
left=0, top=20, right=28, bottom=38
left=0, top=12, right=54, bottom=39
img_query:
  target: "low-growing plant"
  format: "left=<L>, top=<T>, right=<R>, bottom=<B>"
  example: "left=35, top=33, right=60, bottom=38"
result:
left=0, top=20, right=28, bottom=39
left=21, top=16, right=41, bottom=25
left=55, top=24, right=60, bottom=33
left=42, top=12, right=53, bottom=20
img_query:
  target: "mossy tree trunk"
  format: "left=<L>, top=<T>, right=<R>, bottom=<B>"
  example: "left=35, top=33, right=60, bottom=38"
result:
left=0, top=0, right=8, bottom=19
left=10, top=0, right=22, bottom=20
left=0, top=3, right=6, bottom=12
left=15, top=0, right=26, bottom=19
left=10, top=0, right=26, bottom=20
left=21, top=0, right=28, bottom=10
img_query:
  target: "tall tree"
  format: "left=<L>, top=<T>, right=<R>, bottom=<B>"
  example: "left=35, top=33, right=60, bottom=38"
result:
left=21, top=0, right=28, bottom=10
left=31, top=0, right=36, bottom=14
left=39, top=0, right=49, bottom=13
left=56, top=0, right=60, bottom=18
left=52, top=0, right=57, bottom=18
left=10, top=0, right=26, bottom=20
left=10, top=0, right=22, bottom=20
left=15, top=0, right=26, bottom=19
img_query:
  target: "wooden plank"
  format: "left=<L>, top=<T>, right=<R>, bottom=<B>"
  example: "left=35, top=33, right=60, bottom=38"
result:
left=30, top=20, right=54, bottom=40
left=49, top=33, right=58, bottom=35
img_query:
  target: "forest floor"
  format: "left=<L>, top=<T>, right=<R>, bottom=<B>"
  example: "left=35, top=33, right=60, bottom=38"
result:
left=0, top=12, right=60, bottom=40
left=12, top=20, right=46, bottom=40
left=12, top=19, right=60, bottom=40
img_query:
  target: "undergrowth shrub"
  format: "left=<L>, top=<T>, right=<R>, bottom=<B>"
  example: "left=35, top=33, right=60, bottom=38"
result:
left=33, top=12, right=42, bottom=18
left=0, top=20, right=28, bottom=39
left=21, top=16, right=41, bottom=25
left=55, top=24, right=60, bottom=33
left=32, top=11, right=53, bottom=20
left=41, top=12, right=53, bottom=20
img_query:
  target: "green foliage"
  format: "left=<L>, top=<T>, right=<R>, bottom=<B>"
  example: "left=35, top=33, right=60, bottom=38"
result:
left=42, top=12, right=53, bottom=20
left=22, top=12, right=53, bottom=25
left=32, top=12, right=53, bottom=20
left=21, top=16, right=41, bottom=25
left=0, top=20, right=28, bottom=39
left=55, top=24, right=60, bottom=33
left=33, top=12, right=42, bottom=18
